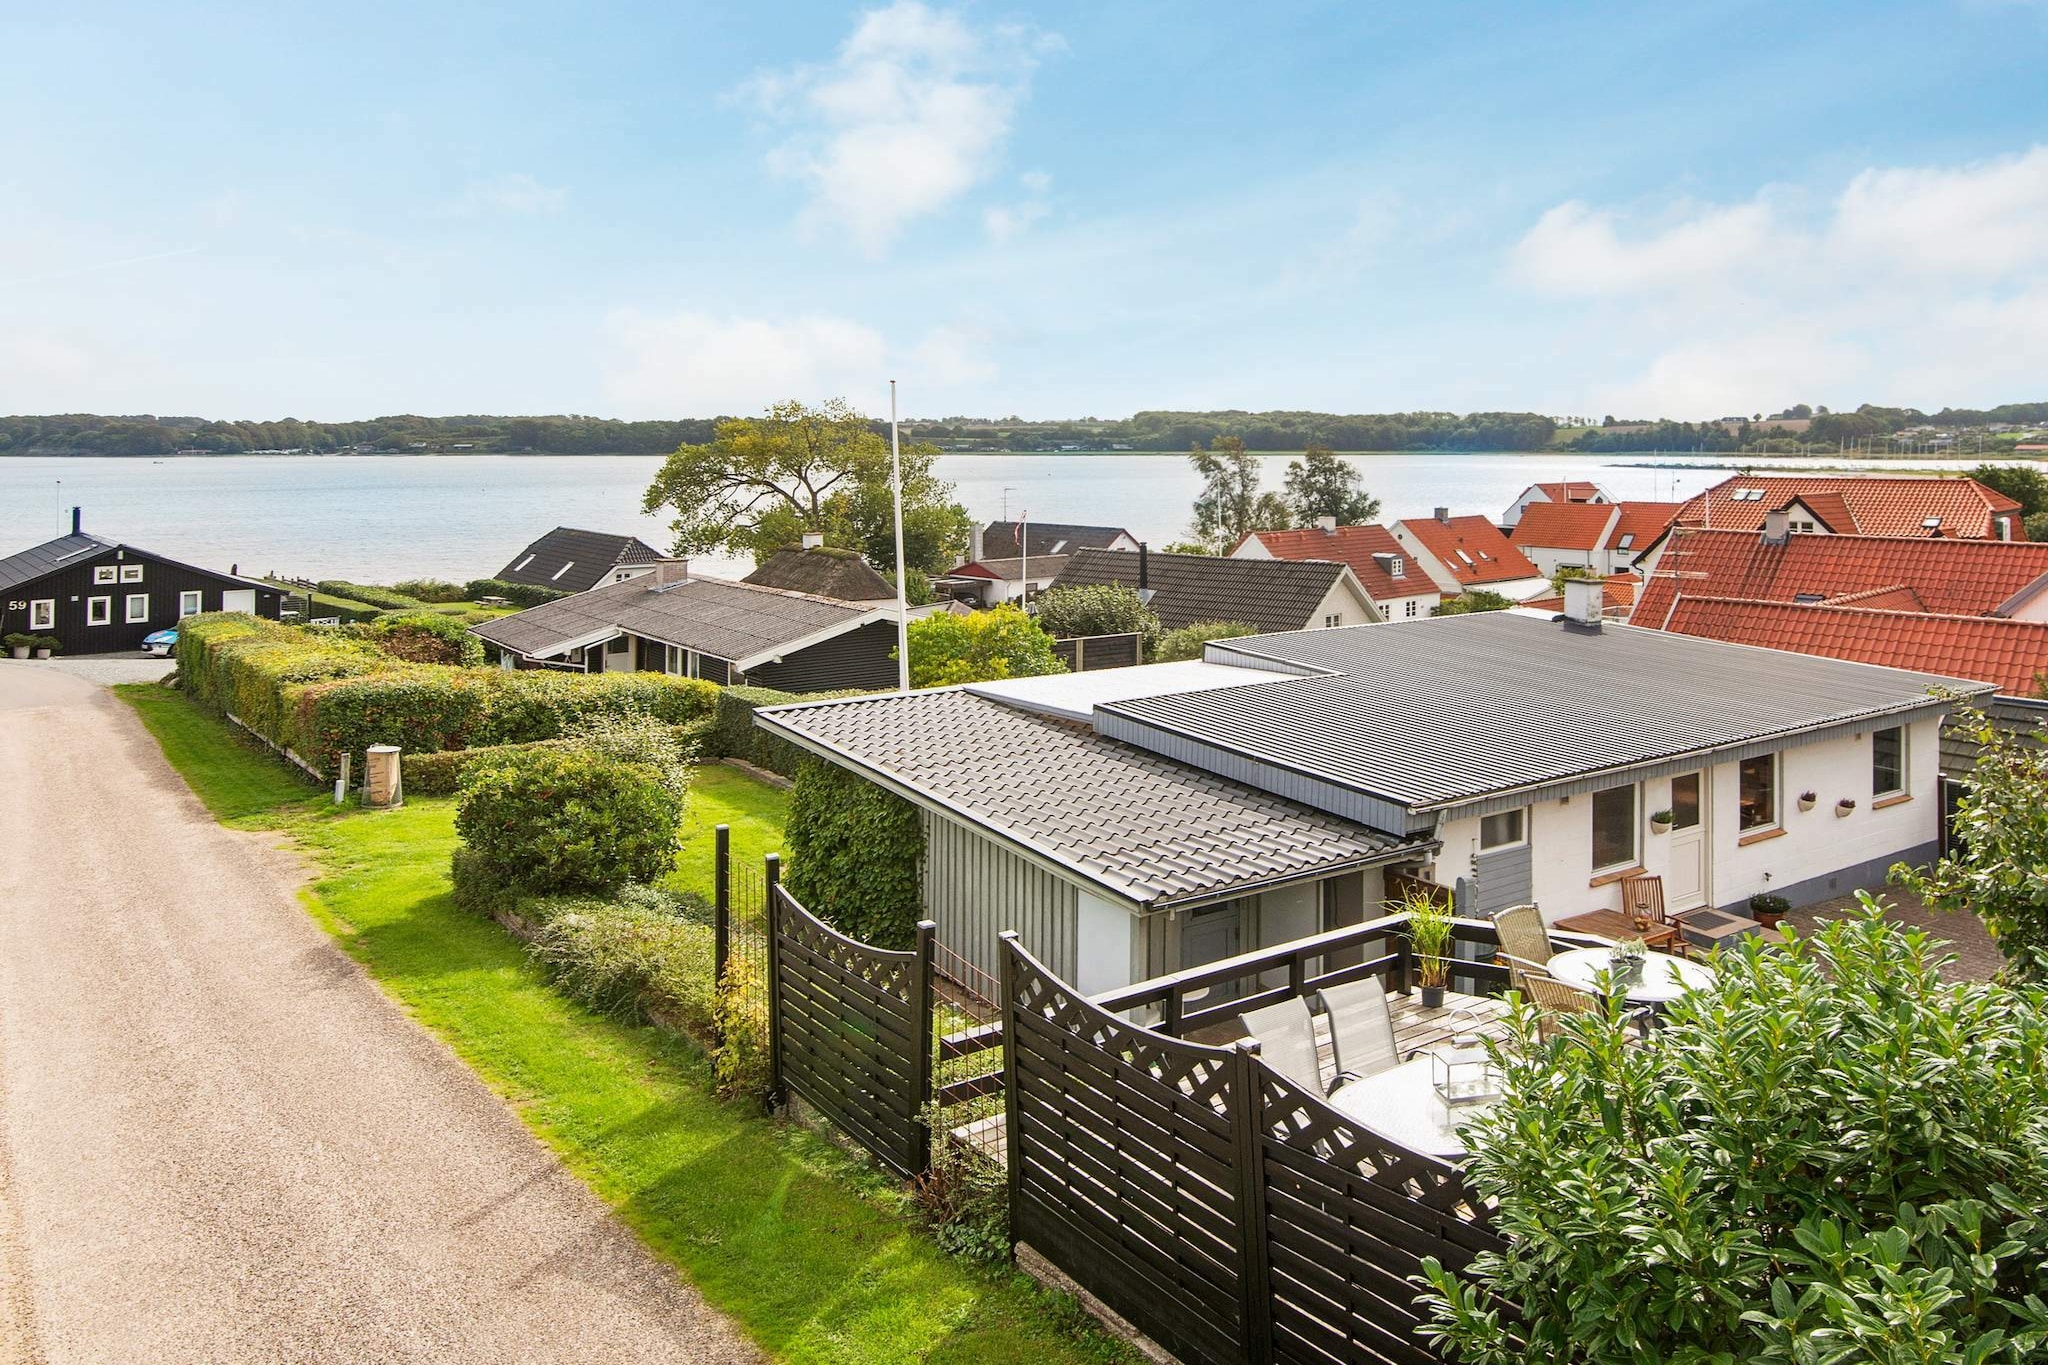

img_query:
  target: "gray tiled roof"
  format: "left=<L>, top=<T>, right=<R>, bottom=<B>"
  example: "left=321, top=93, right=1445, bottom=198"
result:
left=982, top=521, right=1132, bottom=558
left=0, top=534, right=114, bottom=592
left=496, top=527, right=663, bottom=594
left=742, top=546, right=894, bottom=601
left=757, top=688, right=1426, bottom=908
left=1051, top=548, right=1349, bottom=633
left=472, top=573, right=876, bottom=664
left=1106, top=611, right=1991, bottom=811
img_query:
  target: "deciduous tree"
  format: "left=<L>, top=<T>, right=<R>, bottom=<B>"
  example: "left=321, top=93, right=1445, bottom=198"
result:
left=1282, top=443, right=1380, bottom=526
left=905, top=604, right=1065, bottom=688
left=1188, top=437, right=1289, bottom=551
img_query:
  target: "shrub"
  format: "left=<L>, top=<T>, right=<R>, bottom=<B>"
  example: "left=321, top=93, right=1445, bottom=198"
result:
left=712, top=957, right=773, bottom=1108
left=526, top=896, right=716, bottom=1036
left=786, top=756, right=924, bottom=948
left=455, top=747, right=684, bottom=896
left=1432, top=589, right=1514, bottom=615
left=1031, top=582, right=1161, bottom=648
left=316, top=580, right=424, bottom=611
left=463, top=577, right=573, bottom=609
left=910, top=1127, right=1009, bottom=1262
left=907, top=603, right=1065, bottom=688
left=449, top=846, right=521, bottom=918
left=703, top=684, right=862, bottom=777
left=1419, top=902, right=2048, bottom=1364
left=390, top=578, right=469, bottom=604
left=1154, top=620, right=1256, bottom=662
left=406, top=739, right=567, bottom=795
left=369, top=611, right=486, bottom=667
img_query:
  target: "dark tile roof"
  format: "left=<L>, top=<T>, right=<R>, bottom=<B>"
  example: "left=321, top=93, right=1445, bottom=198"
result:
left=1051, top=548, right=1351, bottom=633
left=472, top=573, right=877, bottom=665
left=741, top=545, right=894, bottom=601
left=495, top=527, right=663, bottom=594
left=1107, top=611, right=1985, bottom=811
left=981, top=521, right=1133, bottom=559
left=945, top=554, right=1070, bottom=582
left=757, top=688, right=1425, bottom=907
left=0, top=533, right=116, bottom=592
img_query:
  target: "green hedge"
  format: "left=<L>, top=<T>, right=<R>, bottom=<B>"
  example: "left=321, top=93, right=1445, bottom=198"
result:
left=463, top=577, right=574, bottom=609
left=178, top=614, right=718, bottom=776
left=316, top=580, right=425, bottom=611
left=786, top=756, right=925, bottom=949
left=403, top=719, right=705, bottom=796
left=454, top=747, right=683, bottom=895
left=705, top=684, right=864, bottom=778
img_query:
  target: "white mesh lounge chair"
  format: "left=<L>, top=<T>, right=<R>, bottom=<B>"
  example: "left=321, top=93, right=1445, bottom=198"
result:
left=1238, top=997, right=1323, bottom=1094
left=1313, top=978, right=1401, bottom=1089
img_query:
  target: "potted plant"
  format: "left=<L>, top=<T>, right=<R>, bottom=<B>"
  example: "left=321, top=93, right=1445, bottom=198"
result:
left=1835, top=797, right=1857, bottom=818
left=1798, top=790, right=1818, bottom=812
left=33, top=635, right=58, bottom=659
left=1606, top=936, right=1648, bottom=986
left=1749, top=892, right=1790, bottom=930
left=1406, top=890, right=1455, bottom=1009
left=3, top=633, right=30, bottom=660
left=1649, top=809, right=1674, bottom=835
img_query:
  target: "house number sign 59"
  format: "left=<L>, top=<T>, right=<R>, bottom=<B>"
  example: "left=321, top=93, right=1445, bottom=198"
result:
left=4, top=600, right=25, bottom=611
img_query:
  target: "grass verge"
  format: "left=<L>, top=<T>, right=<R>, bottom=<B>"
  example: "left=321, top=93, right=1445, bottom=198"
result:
left=116, top=684, right=1129, bottom=1365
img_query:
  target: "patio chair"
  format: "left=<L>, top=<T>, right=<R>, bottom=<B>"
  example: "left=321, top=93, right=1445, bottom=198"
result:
left=1312, top=978, right=1402, bottom=1089
left=1492, top=904, right=1552, bottom=972
left=1499, top=953, right=1553, bottom=997
left=1237, top=997, right=1324, bottom=1095
left=1521, top=973, right=1600, bottom=1042
left=1619, top=875, right=1693, bottom=958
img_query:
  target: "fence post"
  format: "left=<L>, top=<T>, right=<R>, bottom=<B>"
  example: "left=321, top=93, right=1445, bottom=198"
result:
left=713, top=824, right=731, bottom=984
left=910, top=919, right=937, bottom=1177
left=764, top=853, right=784, bottom=1110
left=1231, top=1039, right=1275, bottom=1365
left=998, top=930, right=1023, bottom=1261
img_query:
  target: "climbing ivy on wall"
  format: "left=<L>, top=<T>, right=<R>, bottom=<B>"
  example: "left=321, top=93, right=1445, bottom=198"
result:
left=785, top=757, right=926, bottom=950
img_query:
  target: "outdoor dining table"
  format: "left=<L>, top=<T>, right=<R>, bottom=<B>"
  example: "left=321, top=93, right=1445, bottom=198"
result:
left=1328, top=1057, right=1494, bottom=1158
left=1545, top=945, right=1716, bottom=1006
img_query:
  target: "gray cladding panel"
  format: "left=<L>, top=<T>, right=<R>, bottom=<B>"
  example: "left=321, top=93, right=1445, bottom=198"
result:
left=923, top=811, right=1079, bottom=982
left=1469, top=844, right=1533, bottom=916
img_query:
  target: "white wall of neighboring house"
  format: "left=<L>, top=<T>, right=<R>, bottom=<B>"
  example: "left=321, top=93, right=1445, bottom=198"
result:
left=1502, top=484, right=1610, bottom=528
left=1373, top=589, right=1441, bottom=622
left=1429, top=718, right=1942, bottom=921
left=1075, top=889, right=1140, bottom=995
left=1307, top=575, right=1384, bottom=627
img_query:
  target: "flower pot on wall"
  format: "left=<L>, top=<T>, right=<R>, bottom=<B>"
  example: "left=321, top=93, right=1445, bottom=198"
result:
left=1835, top=799, right=1856, bottom=818
left=1650, top=818, right=1673, bottom=835
left=1798, top=793, right=1817, bottom=812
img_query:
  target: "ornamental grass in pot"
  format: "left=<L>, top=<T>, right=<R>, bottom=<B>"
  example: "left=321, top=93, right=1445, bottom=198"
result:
left=1406, top=890, right=1455, bottom=1009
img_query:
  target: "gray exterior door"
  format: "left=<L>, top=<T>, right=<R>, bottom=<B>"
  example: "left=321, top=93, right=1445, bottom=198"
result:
left=1180, top=901, right=1244, bottom=1003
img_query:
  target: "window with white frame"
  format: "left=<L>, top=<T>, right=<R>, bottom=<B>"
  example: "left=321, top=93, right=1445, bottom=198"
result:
left=29, top=600, right=55, bottom=630
left=1480, top=808, right=1526, bottom=850
left=1324, top=613, right=1342, bottom=628
left=87, top=596, right=112, bottom=626
left=1872, top=726, right=1906, bottom=798
left=125, top=593, right=150, bottom=623
left=1738, top=753, right=1778, bottom=832
left=119, top=564, right=144, bottom=583
left=179, top=590, right=203, bottom=617
left=93, top=565, right=118, bottom=585
left=1404, top=600, right=1419, bottom=618
left=1591, top=784, right=1637, bottom=871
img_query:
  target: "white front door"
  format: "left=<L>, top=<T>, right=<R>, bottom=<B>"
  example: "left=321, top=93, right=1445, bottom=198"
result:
left=1666, top=771, right=1709, bottom=909
left=221, top=589, right=256, bottom=613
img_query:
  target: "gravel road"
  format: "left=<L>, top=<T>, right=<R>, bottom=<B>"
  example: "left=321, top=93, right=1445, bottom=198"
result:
left=0, top=665, right=756, bottom=1364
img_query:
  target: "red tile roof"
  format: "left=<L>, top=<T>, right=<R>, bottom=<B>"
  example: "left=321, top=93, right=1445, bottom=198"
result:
left=1661, top=597, right=2048, bottom=696
left=1235, top=524, right=1437, bottom=602
left=1510, top=500, right=1680, bottom=553
left=1605, top=502, right=1683, bottom=553
left=1534, top=481, right=1607, bottom=503
left=1522, top=573, right=1639, bottom=614
left=1631, top=528, right=2048, bottom=626
left=1395, top=514, right=1541, bottom=588
left=1671, top=474, right=2023, bottom=538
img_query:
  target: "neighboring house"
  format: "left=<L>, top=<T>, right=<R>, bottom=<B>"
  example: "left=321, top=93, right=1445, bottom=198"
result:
left=1651, top=474, right=2024, bottom=547
left=759, top=610, right=1977, bottom=992
left=1508, top=500, right=1682, bottom=577
left=1049, top=547, right=1382, bottom=633
left=1230, top=521, right=1442, bottom=621
left=1501, top=480, right=1612, bottom=529
left=1520, top=572, right=1639, bottom=618
left=931, top=555, right=1069, bottom=609
left=494, top=527, right=664, bottom=594
left=976, top=520, right=1139, bottom=559
left=472, top=560, right=903, bottom=691
left=0, top=510, right=282, bottom=654
left=741, top=536, right=895, bottom=603
left=1390, top=510, right=1549, bottom=600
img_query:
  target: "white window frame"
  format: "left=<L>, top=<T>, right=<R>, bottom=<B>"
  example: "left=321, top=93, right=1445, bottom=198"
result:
left=1872, top=726, right=1907, bottom=799
left=1403, top=600, right=1419, bottom=618
left=1323, top=613, right=1342, bottom=628
left=179, top=590, right=204, bottom=617
left=1738, top=753, right=1780, bottom=834
left=125, top=593, right=150, bottom=623
left=87, top=596, right=112, bottom=626
left=93, top=565, right=118, bottom=585
left=28, top=599, right=55, bottom=630
left=1590, top=783, right=1638, bottom=873
left=1479, top=808, right=1527, bottom=851
left=119, top=563, right=144, bottom=583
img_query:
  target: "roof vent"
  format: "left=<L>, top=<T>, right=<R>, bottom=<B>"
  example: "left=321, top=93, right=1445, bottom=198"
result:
left=654, top=558, right=690, bottom=586
left=1315, top=515, right=1337, bottom=533
left=1562, top=576, right=1603, bottom=629
left=1434, top=506, right=1451, bottom=523
left=800, top=530, right=825, bottom=549
left=71, top=506, right=81, bottom=536
left=1762, top=509, right=1791, bottom=547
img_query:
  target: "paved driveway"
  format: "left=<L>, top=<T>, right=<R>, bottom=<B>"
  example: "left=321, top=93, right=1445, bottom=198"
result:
left=0, top=664, right=754, bottom=1364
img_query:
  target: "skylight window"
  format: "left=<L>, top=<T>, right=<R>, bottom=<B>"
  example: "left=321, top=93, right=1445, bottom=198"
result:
left=1922, top=517, right=1942, bottom=529
left=1618, top=533, right=1635, bottom=549
left=513, top=554, right=536, bottom=573
left=1455, top=549, right=1475, bottom=566
left=551, top=560, right=576, bottom=580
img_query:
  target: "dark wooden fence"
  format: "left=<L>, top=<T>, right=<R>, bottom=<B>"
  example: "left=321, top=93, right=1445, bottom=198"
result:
left=1050, top=631, right=1145, bottom=672
left=767, top=875, right=936, bottom=1178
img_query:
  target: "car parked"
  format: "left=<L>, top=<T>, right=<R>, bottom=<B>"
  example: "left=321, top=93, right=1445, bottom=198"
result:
left=142, top=628, right=178, bottom=657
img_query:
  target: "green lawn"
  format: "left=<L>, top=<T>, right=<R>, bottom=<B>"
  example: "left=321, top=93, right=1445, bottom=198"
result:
left=673, top=762, right=794, bottom=899
left=115, top=685, right=1127, bottom=1365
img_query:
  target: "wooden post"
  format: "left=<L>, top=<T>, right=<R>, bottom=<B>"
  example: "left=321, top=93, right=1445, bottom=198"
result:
left=998, top=930, right=1023, bottom=1262
left=764, top=853, right=784, bottom=1110
left=333, top=750, right=350, bottom=805
left=713, top=824, right=731, bottom=984
left=910, top=919, right=937, bottom=1177
left=1231, top=1039, right=1275, bottom=1364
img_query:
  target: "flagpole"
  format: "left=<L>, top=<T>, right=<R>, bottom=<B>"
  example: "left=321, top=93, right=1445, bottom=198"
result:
left=889, top=380, right=911, bottom=693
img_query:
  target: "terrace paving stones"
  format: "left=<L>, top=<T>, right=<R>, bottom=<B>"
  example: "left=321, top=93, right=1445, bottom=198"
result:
left=0, top=666, right=756, bottom=1364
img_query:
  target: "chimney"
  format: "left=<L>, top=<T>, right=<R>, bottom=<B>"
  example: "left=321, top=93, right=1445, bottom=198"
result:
left=1434, top=506, right=1451, bottom=524
left=71, top=506, right=81, bottom=535
left=1315, top=514, right=1337, bottom=534
left=654, top=558, right=690, bottom=586
left=1137, top=542, right=1156, bottom=604
left=1761, top=509, right=1790, bottom=546
left=970, top=522, right=985, bottom=563
left=1563, top=576, right=1603, bottom=628
left=800, top=530, right=825, bottom=550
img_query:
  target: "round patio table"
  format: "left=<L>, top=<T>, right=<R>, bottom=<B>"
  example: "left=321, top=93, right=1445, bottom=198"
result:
left=1329, top=1058, right=1494, bottom=1158
left=1546, top=946, right=1715, bottom=1005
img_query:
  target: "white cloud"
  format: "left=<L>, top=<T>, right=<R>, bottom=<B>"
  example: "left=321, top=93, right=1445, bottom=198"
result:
left=740, top=2, right=1059, bottom=255
left=458, top=173, right=567, bottom=215
left=1832, top=146, right=2048, bottom=276
left=910, top=323, right=997, bottom=385
left=1509, top=198, right=1783, bottom=295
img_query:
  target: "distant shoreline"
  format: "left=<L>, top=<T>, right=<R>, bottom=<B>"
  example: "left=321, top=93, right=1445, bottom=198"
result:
left=1, top=448, right=2022, bottom=464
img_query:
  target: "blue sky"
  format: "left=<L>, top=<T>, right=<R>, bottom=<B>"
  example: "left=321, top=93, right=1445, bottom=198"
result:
left=3, top=0, right=2045, bottom=422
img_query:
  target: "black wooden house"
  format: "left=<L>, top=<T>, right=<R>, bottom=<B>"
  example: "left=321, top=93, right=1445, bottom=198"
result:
left=0, top=511, right=283, bottom=655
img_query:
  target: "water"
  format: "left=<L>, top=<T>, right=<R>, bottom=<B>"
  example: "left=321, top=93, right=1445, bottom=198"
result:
left=0, top=451, right=2024, bottom=584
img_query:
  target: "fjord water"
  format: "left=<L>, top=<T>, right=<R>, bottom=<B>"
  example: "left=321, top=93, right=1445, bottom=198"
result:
left=0, top=451, right=2004, bottom=584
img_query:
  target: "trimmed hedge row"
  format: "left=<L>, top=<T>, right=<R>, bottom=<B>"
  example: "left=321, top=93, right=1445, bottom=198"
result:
left=179, top=613, right=718, bottom=776
left=462, top=577, right=573, bottom=609
left=704, top=684, right=863, bottom=778
left=402, top=719, right=706, bottom=796
left=316, top=580, right=425, bottom=611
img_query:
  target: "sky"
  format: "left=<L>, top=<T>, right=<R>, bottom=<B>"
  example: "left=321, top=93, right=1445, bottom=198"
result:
left=3, top=0, right=2046, bottom=424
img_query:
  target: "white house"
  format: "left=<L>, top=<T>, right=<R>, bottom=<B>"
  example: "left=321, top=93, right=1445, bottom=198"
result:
left=1390, top=510, right=1550, bottom=601
left=1501, top=480, right=1613, bottom=530
left=1231, top=520, right=1443, bottom=621
left=1508, top=500, right=1681, bottom=578
left=758, top=592, right=1978, bottom=993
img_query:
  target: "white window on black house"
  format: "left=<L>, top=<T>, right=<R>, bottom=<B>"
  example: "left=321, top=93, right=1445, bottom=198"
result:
left=179, top=590, right=203, bottom=617
left=87, top=596, right=112, bottom=626
left=1872, top=727, right=1906, bottom=798
left=125, top=593, right=150, bottom=623
left=93, top=565, right=118, bottom=585
left=1591, top=784, right=1636, bottom=871
left=1480, top=808, right=1526, bottom=850
left=119, top=564, right=144, bottom=583
left=1739, top=753, right=1778, bottom=832
left=29, top=600, right=55, bottom=630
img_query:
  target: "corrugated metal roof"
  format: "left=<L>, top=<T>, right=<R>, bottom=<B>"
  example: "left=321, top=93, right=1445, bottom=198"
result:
left=0, top=533, right=116, bottom=592
left=472, top=572, right=875, bottom=663
left=1111, top=612, right=1986, bottom=810
left=757, top=688, right=1427, bottom=908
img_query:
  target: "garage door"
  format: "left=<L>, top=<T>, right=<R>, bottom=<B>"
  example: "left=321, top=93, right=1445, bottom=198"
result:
left=222, top=589, right=256, bottom=613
